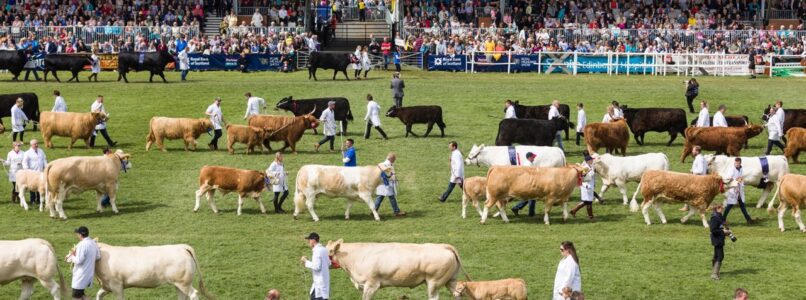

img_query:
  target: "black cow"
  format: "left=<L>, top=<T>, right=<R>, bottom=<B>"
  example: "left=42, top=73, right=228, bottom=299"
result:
left=275, top=96, right=353, bottom=135
left=495, top=118, right=567, bottom=146
left=43, top=54, right=91, bottom=82
left=307, top=51, right=351, bottom=81
left=621, top=107, right=687, bottom=146
left=0, top=50, right=28, bottom=81
left=385, top=105, right=446, bottom=137
left=117, top=49, right=175, bottom=83
left=511, top=101, right=574, bottom=139
left=0, top=93, right=40, bottom=130
left=761, top=105, right=806, bottom=135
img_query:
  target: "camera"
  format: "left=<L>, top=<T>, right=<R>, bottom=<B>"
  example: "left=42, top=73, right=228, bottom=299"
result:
left=724, top=225, right=737, bottom=242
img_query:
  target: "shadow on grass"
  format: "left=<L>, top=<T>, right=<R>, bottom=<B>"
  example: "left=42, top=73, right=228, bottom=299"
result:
left=721, top=268, right=760, bottom=275
left=69, top=200, right=168, bottom=219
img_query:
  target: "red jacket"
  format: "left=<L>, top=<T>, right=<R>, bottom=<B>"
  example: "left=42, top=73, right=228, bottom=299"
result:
left=381, top=42, right=392, bottom=55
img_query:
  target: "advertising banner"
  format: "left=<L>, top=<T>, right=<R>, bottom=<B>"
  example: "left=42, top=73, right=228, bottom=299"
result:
left=427, top=55, right=466, bottom=71
left=189, top=54, right=283, bottom=71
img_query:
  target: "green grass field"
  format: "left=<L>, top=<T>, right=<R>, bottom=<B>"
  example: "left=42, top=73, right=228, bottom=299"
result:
left=0, top=70, right=804, bottom=300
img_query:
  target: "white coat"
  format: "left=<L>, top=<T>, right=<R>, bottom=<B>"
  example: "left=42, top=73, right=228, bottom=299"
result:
left=775, top=108, right=785, bottom=132
left=450, top=149, right=464, bottom=183
left=361, top=51, right=371, bottom=70
left=10, top=105, right=28, bottom=133
left=602, top=113, right=614, bottom=123
left=726, top=167, right=745, bottom=205
left=52, top=96, right=67, bottom=112
left=613, top=107, right=624, bottom=119
left=178, top=50, right=190, bottom=71
left=91, top=101, right=106, bottom=130
left=266, top=161, right=288, bottom=192
left=4, top=149, right=24, bottom=182
left=206, top=103, right=223, bottom=130
left=696, top=107, right=710, bottom=127
left=580, top=161, right=595, bottom=202
left=304, top=243, right=331, bottom=299
left=712, top=111, right=728, bottom=127
left=365, top=101, right=382, bottom=126
left=352, top=50, right=362, bottom=70
left=553, top=255, right=581, bottom=300
left=90, top=54, right=100, bottom=73
left=320, top=108, right=337, bottom=136
left=548, top=106, right=562, bottom=133
left=68, top=237, right=100, bottom=290
left=576, top=109, right=586, bottom=132
left=691, top=154, right=707, bottom=175
left=244, top=97, right=266, bottom=119
left=22, top=148, right=47, bottom=172
left=375, top=159, right=396, bottom=196
left=504, top=105, right=517, bottom=119
left=767, top=113, right=783, bottom=141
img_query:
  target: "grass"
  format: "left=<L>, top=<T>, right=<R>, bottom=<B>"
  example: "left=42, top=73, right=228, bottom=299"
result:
left=0, top=70, right=804, bottom=300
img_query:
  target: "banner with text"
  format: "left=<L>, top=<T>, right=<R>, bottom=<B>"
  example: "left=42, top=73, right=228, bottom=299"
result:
left=188, top=54, right=284, bottom=71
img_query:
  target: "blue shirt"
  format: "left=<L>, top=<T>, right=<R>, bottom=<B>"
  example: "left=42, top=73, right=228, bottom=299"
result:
left=343, top=147, right=356, bottom=167
left=176, top=39, right=187, bottom=53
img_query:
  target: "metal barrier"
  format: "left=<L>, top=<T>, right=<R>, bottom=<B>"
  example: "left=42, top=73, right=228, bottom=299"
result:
left=296, top=51, right=422, bottom=70
left=226, top=26, right=306, bottom=37
left=341, top=5, right=387, bottom=21
left=768, top=9, right=799, bottom=19
left=0, top=26, right=200, bottom=45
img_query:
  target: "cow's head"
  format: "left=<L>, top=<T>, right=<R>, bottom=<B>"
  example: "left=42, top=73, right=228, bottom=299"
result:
left=745, top=124, right=764, bottom=138
left=198, top=118, right=213, bottom=133
left=761, top=104, right=772, bottom=122
left=92, top=111, right=109, bottom=123
left=300, top=113, right=319, bottom=129
left=589, top=152, right=606, bottom=174
left=275, top=96, right=293, bottom=111
left=325, top=239, right=344, bottom=257
left=385, top=105, right=399, bottom=118
left=109, top=149, right=133, bottom=172
left=464, top=144, right=484, bottom=166
left=452, top=281, right=468, bottom=297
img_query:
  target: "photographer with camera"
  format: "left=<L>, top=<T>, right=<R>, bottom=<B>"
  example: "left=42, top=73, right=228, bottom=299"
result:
left=709, top=204, right=736, bottom=280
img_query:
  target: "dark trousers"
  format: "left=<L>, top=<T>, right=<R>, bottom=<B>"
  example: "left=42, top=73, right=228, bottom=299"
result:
left=712, top=245, right=724, bottom=265
left=439, top=181, right=463, bottom=202
left=395, top=63, right=401, bottom=72
left=358, top=9, right=366, bottom=21
left=310, top=291, right=326, bottom=300
left=12, top=131, right=24, bottom=142
left=393, top=97, right=403, bottom=107
left=375, top=195, right=401, bottom=214
left=209, top=129, right=222, bottom=149
left=576, top=132, right=584, bottom=145
left=686, top=95, right=697, bottom=113
left=90, top=129, right=114, bottom=147
left=29, top=192, right=40, bottom=204
left=88, top=73, right=98, bottom=81
left=364, top=122, right=388, bottom=139
left=101, top=194, right=110, bottom=207
left=766, top=139, right=785, bottom=155
left=318, top=135, right=335, bottom=150
left=10, top=181, right=18, bottom=202
left=181, top=70, right=188, bottom=80
left=25, top=70, right=40, bottom=81
left=724, top=198, right=752, bottom=222
left=512, top=200, right=536, bottom=216
left=273, top=191, right=288, bottom=211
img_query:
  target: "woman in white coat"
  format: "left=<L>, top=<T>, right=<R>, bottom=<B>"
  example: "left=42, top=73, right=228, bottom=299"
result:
left=88, top=50, right=100, bottom=82
left=178, top=48, right=190, bottom=81
left=570, top=152, right=596, bottom=220
left=363, top=94, right=388, bottom=139
left=352, top=45, right=362, bottom=79
left=553, top=241, right=582, bottom=300
left=10, top=98, right=28, bottom=142
left=723, top=157, right=754, bottom=224
left=765, top=107, right=785, bottom=155
left=2, top=142, right=25, bottom=203
left=266, top=152, right=289, bottom=213
left=361, top=46, right=372, bottom=79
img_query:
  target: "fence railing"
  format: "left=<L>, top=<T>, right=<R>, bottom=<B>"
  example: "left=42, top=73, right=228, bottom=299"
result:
left=0, top=26, right=200, bottom=45
left=226, top=26, right=306, bottom=37
left=340, top=5, right=387, bottom=21
left=768, top=9, right=799, bottom=19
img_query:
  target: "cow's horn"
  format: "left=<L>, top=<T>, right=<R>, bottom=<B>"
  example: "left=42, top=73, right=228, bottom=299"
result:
left=309, top=105, right=317, bottom=115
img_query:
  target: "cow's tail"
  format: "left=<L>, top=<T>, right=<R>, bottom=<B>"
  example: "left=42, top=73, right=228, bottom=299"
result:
left=345, top=105, right=354, bottom=122
left=145, top=117, right=156, bottom=149
left=446, top=245, right=472, bottom=282
left=43, top=239, right=68, bottom=298
left=769, top=178, right=783, bottom=215
left=186, top=247, right=216, bottom=300
left=43, top=164, right=51, bottom=212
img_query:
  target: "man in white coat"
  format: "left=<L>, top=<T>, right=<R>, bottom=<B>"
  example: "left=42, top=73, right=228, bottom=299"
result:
left=52, top=90, right=67, bottom=112
left=88, top=51, right=100, bottom=82
left=548, top=100, right=565, bottom=151
left=374, top=152, right=406, bottom=217
left=205, top=97, right=225, bottom=150
left=89, top=95, right=117, bottom=147
left=722, top=158, right=754, bottom=224
left=2, top=142, right=25, bottom=203
left=315, top=101, right=337, bottom=152
left=696, top=100, right=710, bottom=127
left=681, top=145, right=707, bottom=211
left=178, top=48, right=190, bottom=81
left=66, top=226, right=100, bottom=300
left=243, top=92, right=266, bottom=120
left=575, top=103, right=586, bottom=146
left=504, top=99, right=517, bottom=119
left=570, top=152, right=596, bottom=220
left=765, top=106, right=785, bottom=155
left=301, top=232, right=330, bottom=300
left=774, top=100, right=785, bottom=134
left=438, top=141, right=464, bottom=202
left=22, top=139, right=46, bottom=206
left=11, top=98, right=28, bottom=142
left=712, top=104, right=728, bottom=127
left=363, top=94, right=388, bottom=139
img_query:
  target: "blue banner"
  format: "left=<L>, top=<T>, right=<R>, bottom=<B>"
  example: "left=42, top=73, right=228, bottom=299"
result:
left=541, top=55, right=654, bottom=73
left=428, top=54, right=540, bottom=72
left=427, top=55, right=466, bottom=71
left=188, top=54, right=285, bottom=71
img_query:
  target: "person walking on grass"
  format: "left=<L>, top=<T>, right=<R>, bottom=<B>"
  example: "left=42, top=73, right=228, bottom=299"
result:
left=206, top=97, right=225, bottom=150
left=553, top=241, right=582, bottom=300
left=709, top=204, right=728, bottom=280
left=570, top=151, right=596, bottom=221
left=511, top=152, right=537, bottom=217
left=301, top=232, right=330, bottom=300
left=361, top=46, right=372, bottom=78
left=88, top=50, right=100, bottom=82
left=374, top=152, right=406, bottom=217
left=90, top=95, right=117, bottom=147
left=66, top=226, right=100, bottom=300
left=22, top=139, right=46, bottom=206
left=243, top=92, right=266, bottom=120
left=391, top=72, right=405, bottom=107
left=364, top=94, right=388, bottom=140
left=723, top=157, right=755, bottom=224
left=342, top=139, right=356, bottom=167
left=685, top=78, right=699, bottom=113
left=11, top=98, right=28, bottom=142
left=712, top=105, right=728, bottom=127
left=52, top=90, right=67, bottom=112
left=438, top=141, right=464, bottom=202
left=765, top=106, right=785, bottom=155
left=696, top=100, right=710, bottom=127
left=681, top=145, right=707, bottom=212
left=504, top=99, right=517, bottom=119
left=352, top=45, right=362, bottom=79
left=315, top=101, right=337, bottom=152
left=548, top=100, right=565, bottom=151
left=2, top=142, right=24, bottom=204
left=266, top=152, right=289, bottom=213
left=575, top=103, right=586, bottom=146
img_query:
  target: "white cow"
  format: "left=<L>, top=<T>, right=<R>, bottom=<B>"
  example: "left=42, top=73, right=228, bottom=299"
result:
left=326, top=240, right=469, bottom=300
left=590, top=152, right=669, bottom=205
left=94, top=242, right=214, bottom=300
left=14, top=170, right=46, bottom=211
left=705, top=154, right=789, bottom=209
left=293, top=164, right=391, bottom=222
left=0, top=239, right=66, bottom=300
left=464, top=144, right=566, bottom=167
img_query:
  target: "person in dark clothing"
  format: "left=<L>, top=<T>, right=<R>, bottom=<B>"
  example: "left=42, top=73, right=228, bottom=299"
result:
left=238, top=52, right=248, bottom=73
left=748, top=48, right=758, bottom=79
left=709, top=204, right=728, bottom=280
left=685, top=78, right=699, bottom=113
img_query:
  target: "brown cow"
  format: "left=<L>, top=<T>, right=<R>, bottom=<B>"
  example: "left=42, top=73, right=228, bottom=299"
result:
left=483, top=165, right=587, bottom=225
left=773, top=174, right=806, bottom=232
left=680, top=125, right=764, bottom=162
left=784, top=127, right=805, bottom=163
left=40, top=111, right=107, bottom=149
left=631, top=170, right=731, bottom=227
left=145, top=117, right=212, bottom=151
left=247, top=114, right=318, bottom=154
left=453, top=278, right=527, bottom=300
left=583, top=119, right=629, bottom=155
left=461, top=176, right=487, bottom=219
left=225, top=124, right=269, bottom=154
left=193, top=165, right=267, bottom=215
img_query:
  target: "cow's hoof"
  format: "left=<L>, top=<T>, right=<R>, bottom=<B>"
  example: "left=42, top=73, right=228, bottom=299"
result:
left=213, top=211, right=219, bottom=214
left=780, top=228, right=785, bottom=232
left=800, top=229, right=806, bottom=233
left=113, top=210, right=119, bottom=214
left=293, top=215, right=298, bottom=220
left=313, top=219, right=320, bottom=222
left=96, top=210, right=102, bottom=213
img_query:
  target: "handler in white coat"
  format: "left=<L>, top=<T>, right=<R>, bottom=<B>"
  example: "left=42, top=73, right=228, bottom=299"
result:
left=548, top=100, right=565, bottom=151
left=765, top=107, right=785, bottom=155
left=302, top=232, right=330, bottom=300
left=22, top=139, right=47, bottom=205
left=438, top=141, right=464, bottom=202
left=570, top=153, right=596, bottom=220
left=314, top=101, right=338, bottom=152
left=242, top=92, right=266, bottom=119
left=88, top=51, right=100, bottom=82
left=553, top=241, right=582, bottom=300
left=504, top=99, right=517, bottom=119
left=10, top=98, right=28, bottom=142
left=681, top=145, right=708, bottom=211
left=363, top=94, right=388, bottom=139
left=2, top=142, right=25, bottom=203
left=266, top=152, right=289, bottom=213
left=52, top=90, right=67, bottom=112
left=712, top=105, right=728, bottom=127
left=723, top=158, right=754, bottom=224
left=696, top=101, right=710, bottom=127
left=90, top=95, right=116, bottom=147
left=66, top=226, right=100, bottom=300
left=178, top=48, right=190, bottom=81
left=374, top=153, right=406, bottom=217
left=352, top=45, right=362, bottom=79
left=575, top=103, right=586, bottom=145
